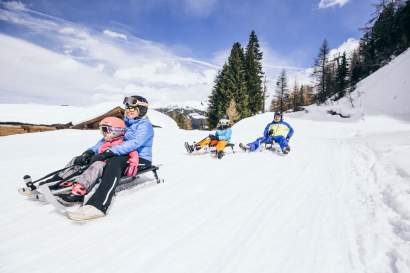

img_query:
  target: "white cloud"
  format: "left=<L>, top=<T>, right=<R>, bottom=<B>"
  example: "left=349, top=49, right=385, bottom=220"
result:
left=0, top=33, right=120, bottom=105
left=181, top=0, right=219, bottom=17
left=0, top=5, right=218, bottom=107
left=103, top=29, right=128, bottom=40
left=59, top=27, right=75, bottom=34
left=3, top=1, right=26, bottom=11
left=318, top=0, right=349, bottom=9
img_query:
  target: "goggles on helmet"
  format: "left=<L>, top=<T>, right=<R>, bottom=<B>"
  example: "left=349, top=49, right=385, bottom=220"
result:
left=99, top=125, right=124, bottom=135
left=123, top=97, right=149, bottom=108
left=124, top=105, right=139, bottom=113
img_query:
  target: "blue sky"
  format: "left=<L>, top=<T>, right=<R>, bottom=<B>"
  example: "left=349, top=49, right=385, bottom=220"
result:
left=5, top=0, right=374, bottom=64
left=0, top=0, right=376, bottom=106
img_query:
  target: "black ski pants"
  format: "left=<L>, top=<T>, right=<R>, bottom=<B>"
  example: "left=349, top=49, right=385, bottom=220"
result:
left=86, top=155, right=152, bottom=213
left=86, top=155, right=128, bottom=213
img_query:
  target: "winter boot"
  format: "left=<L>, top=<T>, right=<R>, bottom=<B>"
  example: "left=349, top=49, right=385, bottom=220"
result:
left=282, top=145, right=291, bottom=155
left=217, top=151, right=224, bottom=159
left=184, top=142, right=194, bottom=153
left=67, top=205, right=105, bottom=221
left=239, top=143, right=250, bottom=152
left=56, top=183, right=86, bottom=205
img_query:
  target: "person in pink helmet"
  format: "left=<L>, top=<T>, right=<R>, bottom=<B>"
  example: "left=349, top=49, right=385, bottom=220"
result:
left=67, top=95, right=154, bottom=221
left=54, top=117, right=139, bottom=205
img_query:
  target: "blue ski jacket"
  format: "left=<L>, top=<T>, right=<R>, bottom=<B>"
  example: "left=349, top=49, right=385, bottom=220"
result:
left=89, top=117, right=154, bottom=162
left=215, top=127, right=232, bottom=141
left=263, top=120, right=294, bottom=139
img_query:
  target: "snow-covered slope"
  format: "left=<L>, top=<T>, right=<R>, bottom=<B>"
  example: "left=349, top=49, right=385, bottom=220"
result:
left=298, top=48, right=410, bottom=121
left=0, top=103, right=176, bottom=129
left=1, top=108, right=409, bottom=273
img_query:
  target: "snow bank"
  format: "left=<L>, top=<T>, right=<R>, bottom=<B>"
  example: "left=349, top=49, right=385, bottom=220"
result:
left=297, top=48, right=410, bottom=121
left=1, top=106, right=410, bottom=273
left=0, top=102, right=178, bottom=129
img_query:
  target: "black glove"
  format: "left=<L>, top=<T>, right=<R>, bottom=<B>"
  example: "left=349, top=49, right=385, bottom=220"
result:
left=209, top=134, right=218, bottom=141
left=74, top=150, right=95, bottom=166
left=268, top=129, right=274, bottom=136
left=286, top=137, right=290, bottom=142
left=89, top=150, right=115, bottom=164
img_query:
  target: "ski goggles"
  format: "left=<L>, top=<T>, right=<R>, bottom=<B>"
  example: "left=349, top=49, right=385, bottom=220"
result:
left=123, top=97, right=149, bottom=108
left=124, top=105, right=139, bottom=112
left=99, top=126, right=124, bottom=134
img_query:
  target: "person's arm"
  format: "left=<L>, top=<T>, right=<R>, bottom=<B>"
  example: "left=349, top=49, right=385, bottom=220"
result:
left=74, top=138, right=104, bottom=165
left=88, top=139, right=105, bottom=154
left=263, top=123, right=271, bottom=138
left=110, top=122, right=154, bottom=155
left=283, top=122, right=294, bottom=140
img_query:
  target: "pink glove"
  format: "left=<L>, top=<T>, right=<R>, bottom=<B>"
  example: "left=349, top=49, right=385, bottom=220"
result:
left=125, top=151, right=139, bottom=177
left=125, top=163, right=138, bottom=177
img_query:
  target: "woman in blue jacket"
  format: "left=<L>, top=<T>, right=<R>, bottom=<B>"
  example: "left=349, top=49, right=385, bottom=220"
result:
left=185, top=118, right=232, bottom=159
left=239, top=112, right=294, bottom=154
left=68, top=95, right=154, bottom=221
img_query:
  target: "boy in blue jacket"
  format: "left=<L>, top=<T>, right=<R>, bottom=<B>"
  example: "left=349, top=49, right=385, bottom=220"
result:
left=185, top=119, right=232, bottom=159
left=240, top=112, right=294, bottom=154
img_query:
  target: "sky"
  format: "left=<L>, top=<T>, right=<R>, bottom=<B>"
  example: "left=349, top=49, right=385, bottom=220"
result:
left=0, top=0, right=375, bottom=107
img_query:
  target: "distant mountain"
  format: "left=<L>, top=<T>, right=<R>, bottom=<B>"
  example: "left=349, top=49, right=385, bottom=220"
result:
left=155, top=106, right=208, bottom=130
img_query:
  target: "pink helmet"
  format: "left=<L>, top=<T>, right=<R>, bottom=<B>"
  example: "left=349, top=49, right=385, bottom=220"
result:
left=99, top=117, right=125, bottom=139
left=99, top=117, right=125, bottom=129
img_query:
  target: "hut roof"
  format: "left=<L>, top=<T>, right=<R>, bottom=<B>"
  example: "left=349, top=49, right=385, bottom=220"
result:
left=72, top=106, right=124, bottom=129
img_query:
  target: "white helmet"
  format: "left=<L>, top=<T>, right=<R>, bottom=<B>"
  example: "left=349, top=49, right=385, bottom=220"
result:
left=218, top=118, right=230, bottom=127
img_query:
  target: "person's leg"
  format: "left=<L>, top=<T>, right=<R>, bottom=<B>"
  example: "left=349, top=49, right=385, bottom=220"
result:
left=196, top=137, right=212, bottom=149
left=215, top=140, right=227, bottom=152
left=272, top=136, right=289, bottom=151
left=75, top=161, right=106, bottom=192
left=57, top=157, right=82, bottom=180
left=247, top=137, right=267, bottom=151
left=215, top=140, right=227, bottom=159
left=209, top=139, right=218, bottom=147
left=45, top=157, right=82, bottom=187
left=85, top=155, right=128, bottom=213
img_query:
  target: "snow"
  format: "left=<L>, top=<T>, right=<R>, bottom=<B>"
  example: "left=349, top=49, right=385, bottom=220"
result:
left=1, top=111, right=410, bottom=273
left=1, top=36, right=410, bottom=273
left=0, top=102, right=176, bottom=128
left=299, top=48, right=410, bottom=122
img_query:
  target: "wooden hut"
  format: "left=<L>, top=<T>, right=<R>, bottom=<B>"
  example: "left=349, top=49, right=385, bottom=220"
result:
left=0, top=122, right=72, bottom=137
left=72, top=106, right=125, bottom=129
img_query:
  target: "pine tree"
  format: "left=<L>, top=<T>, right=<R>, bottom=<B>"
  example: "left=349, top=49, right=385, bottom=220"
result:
left=335, top=52, right=349, bottom=100
left=225, top=42, right=250, bottom=118
left=273, top=69, right=289, bottom=112
left=372, top=2, right=398, bottom=63
left=396, top=1, right=410, bottom=52
left=207, top=64, right=229, bottom=128
left=245, top=31, right=264, bottom=115
left=290, top=81, right=301, bottom=112
left=349, top=49, right=364, bottom=90
left=299, top=85, right=305, bottom=106
left=262, top=76, right=268, bottom=113
left=312, top=39, right=330, bottom=103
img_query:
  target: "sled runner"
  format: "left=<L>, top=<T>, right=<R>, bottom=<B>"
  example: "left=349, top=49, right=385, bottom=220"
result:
left=264, top=141, right=290, bottom=155
left=239, top=141, right=290, bottom=156
left=184, top=141, right=236, bottom=155
left=18, top=163, right=164, bottom=209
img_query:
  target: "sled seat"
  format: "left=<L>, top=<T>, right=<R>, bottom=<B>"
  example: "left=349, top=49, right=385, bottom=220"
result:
left=208, top=142, right=235, bottom=152
left=264, top=141, right=275, bottom=150
left=119, top=164, right=163, bottom=185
